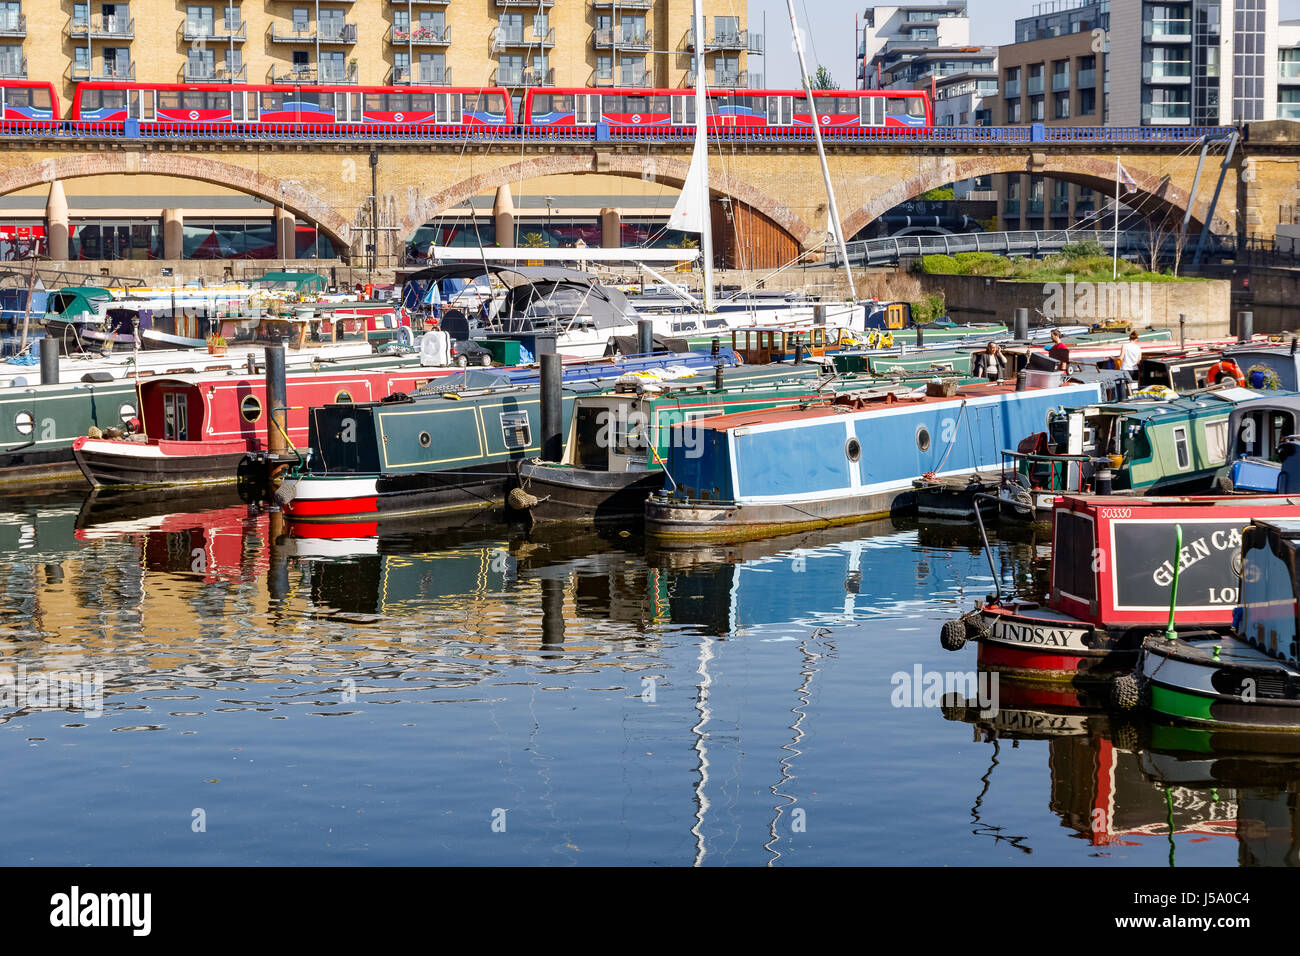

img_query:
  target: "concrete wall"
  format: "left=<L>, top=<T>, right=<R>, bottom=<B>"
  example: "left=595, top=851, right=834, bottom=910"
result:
left=918, top=272, right=1232, bottom=338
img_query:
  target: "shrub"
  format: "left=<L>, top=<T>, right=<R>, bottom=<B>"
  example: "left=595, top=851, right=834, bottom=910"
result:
left=920, top=254, right=960, bottom=274
left=910, top=292, right=946, bottom=325
left=1059, top=239, right=1108, bottom=259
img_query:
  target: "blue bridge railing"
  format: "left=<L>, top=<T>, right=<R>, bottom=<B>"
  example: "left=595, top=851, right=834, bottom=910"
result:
left=0, top=119, right=1238, bottom=146
left=836, top=228, right=1233, bottom=266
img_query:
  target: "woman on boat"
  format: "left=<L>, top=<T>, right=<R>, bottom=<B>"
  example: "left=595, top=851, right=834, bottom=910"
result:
left=972, top=341, right=1007, bottom=380
left=1047, top=328, right=1070, bottom=368
left=1120, top=330, right=1142, bottom=381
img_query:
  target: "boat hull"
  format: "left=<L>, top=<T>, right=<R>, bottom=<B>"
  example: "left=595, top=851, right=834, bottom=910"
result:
left=73, top=436, right=251, bottom=488
left=276, top=465, right=516, bottom=524
left=1142, top=636, right=1300, bottom=732
left=513, top=459, right=665, bottom=523
left=643, top=486, right=920, bottom=541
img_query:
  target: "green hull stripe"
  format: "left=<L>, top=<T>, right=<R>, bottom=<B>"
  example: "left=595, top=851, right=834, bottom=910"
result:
left=1150, top=683, right=1216, bottom=723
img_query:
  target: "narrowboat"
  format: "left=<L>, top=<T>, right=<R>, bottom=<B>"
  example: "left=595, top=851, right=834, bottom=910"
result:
left=264, top=352, right=807, bottom=528
left=995, top=386, right=1258, bottom=521
left=642, top=378, right=1103, bottom=542
left=1118, top=517, right=1300, bottom=732
left=511, top=376, right=838, bottom=524
left=70, top=358, right=453, bottom=488
left=1216, top=394, right=1300, bottom=493
left=1226, top=342, right=1300, bottom=392
left=939, top=494, right=1300, bottom=683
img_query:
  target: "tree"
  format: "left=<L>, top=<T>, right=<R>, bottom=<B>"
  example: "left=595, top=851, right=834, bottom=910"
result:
left=520, top=232, right=548, bottom=249
left=808, top=65, right=838, bottom=90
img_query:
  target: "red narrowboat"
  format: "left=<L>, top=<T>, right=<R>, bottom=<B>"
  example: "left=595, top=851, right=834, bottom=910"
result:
left=940, top=493, right=1300, bottom=682
left=71, top=360, right=455, bottom=488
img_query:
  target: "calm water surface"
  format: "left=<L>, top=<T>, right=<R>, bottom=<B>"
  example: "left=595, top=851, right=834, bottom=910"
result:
left=0, top=489, right=1288, bottom=866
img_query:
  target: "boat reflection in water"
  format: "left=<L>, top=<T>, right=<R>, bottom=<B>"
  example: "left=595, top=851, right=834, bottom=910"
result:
left=944, top=676, right=1300, bottom=864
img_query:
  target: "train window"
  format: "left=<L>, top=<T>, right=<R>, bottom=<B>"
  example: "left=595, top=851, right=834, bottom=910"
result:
left=887, top=96, right=927, bottom=118
left=646, top=96, right=669, bottom=113
left=261, top=91, right=289, bottom=113
left=861, top=96, right=885, bottom=125
left=623, top=95, right=647, bottom=113
left=670, top=95, right=695, bottom=124
left=408, top=93, right=433, bottom=111
left=575, top=93, right=597, bottom=124
left=436, top=93, right=461, bottom=122
left=766, top=96, right=791, bottom=124
left=157, top=91, right=181, bottom=110
left=731, top=95, right=763, bottom=117
left=467, top=93, right=505, bottom=116
left=793, top=96, right=811, bottom=115
left=297, top=91, right=325, bottom=112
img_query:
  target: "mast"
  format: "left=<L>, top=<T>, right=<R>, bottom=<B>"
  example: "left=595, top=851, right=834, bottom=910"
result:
left=785, top=0, right=858, bottom=300
left=691, top=0, right=715, bottom=313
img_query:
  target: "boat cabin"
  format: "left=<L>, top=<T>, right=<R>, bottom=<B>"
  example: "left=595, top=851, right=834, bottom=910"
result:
left=1136, top=351, right=1226, bottom=391
left=1047, top=495, right=1300, bottom=629
left=730, top=327, right=831, bottom=364
left=863, top=301, right=911, bottom=331
left=1220, top=394, right=1300, bottom=492
left=1226, top=344, right=1300, bottom=391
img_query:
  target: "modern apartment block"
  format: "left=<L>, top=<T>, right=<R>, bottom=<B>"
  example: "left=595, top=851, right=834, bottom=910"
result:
left=15, top=0, right=759, bottom=108
left=855, top=2, right=971, bottom=89
left=1108, top=0, right=1278, bottom=125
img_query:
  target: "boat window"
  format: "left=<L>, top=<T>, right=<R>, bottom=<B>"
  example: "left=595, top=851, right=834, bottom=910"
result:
left=164, top=392, right=189, bottom=441
left=14, top=410, right=32, bottom=436
left=614, top=412, right=649, bottom=458
left=1052, top=511, right=1096, bottom=602
left=573, top=406, right=607, bottom=469
left=1204, top=419, right=1228, bottom=464
left=335, top=390, right=353, bottom=404
left=1172, top=425, right=1190, bottom=469
left=916, top=425, right=931, bottom=452
left=240, top=394, right=262, bottom=424
left=118, top=402, right=136, bottom=424
left=418, top=431, right=431, bottom=448
left=500, top=411, right=530, bottom=451
left=846, top=437, right=861, bottom=462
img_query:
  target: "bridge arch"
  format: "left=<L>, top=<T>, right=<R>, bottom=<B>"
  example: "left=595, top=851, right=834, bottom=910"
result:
left=839, top=154, right=1232, bottom=243
left=0, top=153, right=352, bottom=248
left=394, top=152, right=814, bottom=252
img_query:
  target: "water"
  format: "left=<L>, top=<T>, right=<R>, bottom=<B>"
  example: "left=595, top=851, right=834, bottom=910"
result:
left=0, top=489, right=1291, bottom=866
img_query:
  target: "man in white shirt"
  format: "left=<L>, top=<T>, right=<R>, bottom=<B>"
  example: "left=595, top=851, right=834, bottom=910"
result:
left=1119, top=330, right=1142, bottom=381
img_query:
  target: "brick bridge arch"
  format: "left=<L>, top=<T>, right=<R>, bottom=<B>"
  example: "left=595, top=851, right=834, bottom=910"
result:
left=840, top=154, right=1232, bottom=243
left=395, top=152, right=814, bottom=250
left=0, top=152, right=352, bottom=247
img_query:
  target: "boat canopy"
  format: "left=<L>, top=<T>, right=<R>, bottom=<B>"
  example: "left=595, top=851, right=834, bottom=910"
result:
left=1226, top=392, right=1300, bottom=458
left=253, top=272, right=328, bottom=292
left=46, top=286, right=112, bottom=317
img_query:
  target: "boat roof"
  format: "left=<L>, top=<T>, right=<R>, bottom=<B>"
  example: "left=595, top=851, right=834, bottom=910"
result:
left=406, top=263, right=602, bottom=287
left=1060, top=493, right=1300, bottom=510
left=1226, top=392, right=1300, bottom=424
left=1075, top=387, right=1257, bottom=417
left=685, top=380, right=1027, bottom=432
left=254, top=271, right=327, bottom=289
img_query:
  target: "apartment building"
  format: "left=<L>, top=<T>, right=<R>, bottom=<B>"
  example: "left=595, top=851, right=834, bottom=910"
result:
left=855, top=1, right=971, bottom=89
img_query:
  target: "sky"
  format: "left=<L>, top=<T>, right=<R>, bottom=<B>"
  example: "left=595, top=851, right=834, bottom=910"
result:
left=748, top=0, right=1300, bottom=88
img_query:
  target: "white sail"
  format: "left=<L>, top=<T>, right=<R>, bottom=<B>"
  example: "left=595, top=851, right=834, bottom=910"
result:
left=668, top=133, right=710, bottom=235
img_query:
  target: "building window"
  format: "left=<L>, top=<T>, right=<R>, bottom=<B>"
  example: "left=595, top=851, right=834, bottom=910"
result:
left=620, top=56, right=646, bottom=85
left=1029, top=95, right=1044, bottom=121
left=320, top=50, right=344, bottom=80
left=1079, top=87, right=1096, bottom=115
left=186, top=4, right=213, bottom=35
left=393, top=9, right=408, bottom=33
left=1006, top=100, right=1021, bottom=123
left=187, top=47, right=214, bottom=78
left=714, top=55, right=737, bottom=86
left=1053, top=91, right=1069, bottom=119
left=419, top=52, right=444, bottom=84
left=531, top=12, right=547, bottom=38
left=596, top=54, right=612, bottom=80
left=0, top=42, right=20, bottom=77
left=73, top=1, right=88, bottom=28
left=621, top=14, right=646, bottom=42
left=714, top=15, right=739, bottom=43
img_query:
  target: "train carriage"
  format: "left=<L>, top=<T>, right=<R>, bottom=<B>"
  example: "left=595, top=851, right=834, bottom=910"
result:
left=522, top=86, right=932, bottom=131
left=0, top=80, right=59, bottom=121
left=71, top=82, right=512, bottom=127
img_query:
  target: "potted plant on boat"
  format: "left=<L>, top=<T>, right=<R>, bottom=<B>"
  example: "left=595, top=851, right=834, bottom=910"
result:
left=207, top=333, right=228, bottom=356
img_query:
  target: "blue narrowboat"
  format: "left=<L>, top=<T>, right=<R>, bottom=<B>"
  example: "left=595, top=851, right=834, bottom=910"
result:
left=643, top=379, right=1102, bottom=541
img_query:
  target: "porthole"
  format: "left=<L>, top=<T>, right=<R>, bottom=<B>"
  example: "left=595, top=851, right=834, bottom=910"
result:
left=118, top=403, right=137, bottom=424
left=916, top=425, right=931, bottom=452
left=335, top=390, right=353, bottom=404
left=14, top=410, right=32, bottom=435
left=240, top=395, right=263, bottom=423
left=845, top=437, right=861, bottom=462
left=418, top=431, right=432, bottom=447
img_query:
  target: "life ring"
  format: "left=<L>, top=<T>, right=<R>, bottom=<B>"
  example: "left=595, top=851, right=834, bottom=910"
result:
left=397, top=325, right=415, bottom=348
left=1206, top=358, right=1245, bottom=386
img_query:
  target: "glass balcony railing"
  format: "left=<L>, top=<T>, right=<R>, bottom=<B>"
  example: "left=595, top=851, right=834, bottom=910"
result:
left=1143, top=60, right=1191, bottom=81
left=1144, top=18, right=1191, bottom=40
left=1052, top=72, right=1070, bottom=91
left=1077, top=68, right=1096, bottom=87
left=1027, top=75, right=1044, bottom=94
left=1004, top=80, right=1020, bottom=97
left=1279, top=102, right=1300, bottom=120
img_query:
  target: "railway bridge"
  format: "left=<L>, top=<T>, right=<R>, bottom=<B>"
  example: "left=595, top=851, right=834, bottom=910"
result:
left=0, top=120, right=1294, bottom=266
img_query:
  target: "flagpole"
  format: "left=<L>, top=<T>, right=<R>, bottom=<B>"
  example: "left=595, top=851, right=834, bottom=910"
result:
left=1112, top=155, right=1120, bottom=280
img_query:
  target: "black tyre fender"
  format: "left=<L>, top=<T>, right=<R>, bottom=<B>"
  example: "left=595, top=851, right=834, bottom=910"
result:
left=940, top=618, right=967, bottom=651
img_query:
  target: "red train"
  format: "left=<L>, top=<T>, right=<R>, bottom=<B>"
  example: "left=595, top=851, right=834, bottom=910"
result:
left=0, top=79, right=934, bottom=132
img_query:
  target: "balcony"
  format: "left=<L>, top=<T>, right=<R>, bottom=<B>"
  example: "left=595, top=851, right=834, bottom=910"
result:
left=391, top=25, right=451, bottom=46
left=1003, top=79, right=1020, bottom=97
left=1076, top=68, right=1096, bottom=87
left=390, top=0, right=450, bottom=3
left=492, top=66, right=554, bottom=87
left=0, top=56, right=23, bottom=78
left=1280, top=102, right=1300, bottom=120
left=70, top=15, right=135, bottom=39
left=1003, top=200, right=1020, bottom=216
left=390, top=65, right=451, bottom=85
left=594, top=71, right=651, bottom=87
left=1027, top=75, right=1044, bottom=94
left=683, top=29, right=763, bottom=54
left=1051, top=197, right=1069, bottom=215
left=182, top=63, right=247, bottom=83
left=1144, top=18, right=1191, bottom=41
left=270, top=64, right=357, bottom=84
left=1279, top=59, right=1300, bottom=84
left=497, top=0, right=553, bottom=5
left=1142, top=101, right=1191, bottom=122
left=1143, top=60, right=1191, bottom=83
left=72, top=62, right=135, bottom=81
left=0, top=15, right=24, bottom=38
left=594, top=28, right=651, bottom=51
left=1026, top=199, right=1044, bottom=216
left=182, top=19, right=247, bottom=43
left=270, top=23, right=357, bottom=44
left=684, top=71, right=758, bottom=89
left=493, top=26, right=555, bottom=50
left=1052, top=71, right=1069, bottom=91
left=592, top=0, right=650, bottom=6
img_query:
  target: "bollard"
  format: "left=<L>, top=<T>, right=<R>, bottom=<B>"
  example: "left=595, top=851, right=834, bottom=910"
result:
left=540, top=351, right=563, bottom=463
left=1015, top=370, right=1027, bottom=392
left=637, top=317, right=654, bottom=356
left=39, top=336, right=59, bottom=385
left=1179, top=313, right=1186, bottom=351
left=711, top=336, right=720, bottom=356
left=265, top=344, right=288, bottom=459
left=1095, top=467, right=1113, bottom=496
left=714, top=364, right=724, bottom=391
left=1238, top=311, right=1254, bottom=343
left=1014, top=308, right=1029, bottom=340
left=915, top=324, right=924, bottom=348
left=794, top=341, right=804, bottom=365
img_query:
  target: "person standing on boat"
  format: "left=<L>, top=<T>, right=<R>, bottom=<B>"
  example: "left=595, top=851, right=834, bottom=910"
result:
left=1047, top=328, right=1070, bottom=369
left=972, top=341, right=1007, bottom=380
left=1119, top=330, right=1142, bottom=381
